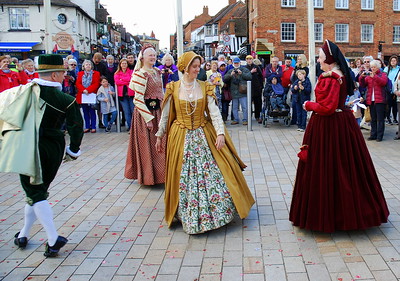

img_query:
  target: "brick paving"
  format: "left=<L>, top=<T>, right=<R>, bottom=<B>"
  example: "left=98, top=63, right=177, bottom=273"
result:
left=0, top=121, right=400, bottom=281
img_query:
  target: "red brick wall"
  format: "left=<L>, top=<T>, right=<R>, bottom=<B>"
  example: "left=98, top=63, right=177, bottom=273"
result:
left=249, top=0, right=400, bottom=61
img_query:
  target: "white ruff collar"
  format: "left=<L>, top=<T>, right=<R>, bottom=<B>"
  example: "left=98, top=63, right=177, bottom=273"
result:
left=31, top=78, right=62, bottom=91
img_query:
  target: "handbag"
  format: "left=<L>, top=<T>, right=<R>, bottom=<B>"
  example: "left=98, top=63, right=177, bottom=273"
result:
left=238, top=82, right=247, bottom=94
left=297, top=144, right=309, bottom=162
left=90, top=102, right=99, bottom=110
left=145, top=99, right=160, bottom=110
left=364, top=106, right=371, bottom=122
left=222, top=87, right=232, bottom=101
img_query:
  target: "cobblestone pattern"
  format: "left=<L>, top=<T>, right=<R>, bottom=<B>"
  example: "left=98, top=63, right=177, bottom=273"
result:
left=0, top=122, right=399, bottom=281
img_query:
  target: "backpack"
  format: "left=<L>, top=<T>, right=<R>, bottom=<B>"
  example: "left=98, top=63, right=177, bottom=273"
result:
left=384, top=78, right=393, bottom=103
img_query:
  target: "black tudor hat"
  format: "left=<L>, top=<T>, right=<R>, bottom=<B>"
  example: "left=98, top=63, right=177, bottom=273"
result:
left=37, top=54, right=65, bottom=73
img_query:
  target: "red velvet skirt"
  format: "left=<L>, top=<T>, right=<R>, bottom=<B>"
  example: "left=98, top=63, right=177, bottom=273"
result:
left=289, top=110, right=389, bottom=232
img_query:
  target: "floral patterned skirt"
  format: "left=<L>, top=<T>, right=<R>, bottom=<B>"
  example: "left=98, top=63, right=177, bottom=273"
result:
left=177, top=127, right=236, bottom=234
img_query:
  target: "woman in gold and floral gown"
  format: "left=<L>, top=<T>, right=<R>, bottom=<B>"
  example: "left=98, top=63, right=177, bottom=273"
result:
left=156, top=52, right=254, bottom=234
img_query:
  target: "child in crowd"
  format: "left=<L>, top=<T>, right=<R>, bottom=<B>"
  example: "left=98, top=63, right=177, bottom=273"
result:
left=291, top=69, right=311, bottom=132
left=345, top=86, right=365, bottom=127
left=97, top=76, right=117, bottom=133
left=263, top=75, right=286, bottom=112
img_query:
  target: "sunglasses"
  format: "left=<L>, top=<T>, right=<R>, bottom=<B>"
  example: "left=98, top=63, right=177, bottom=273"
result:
left=206, top=64, right=211, bottom=66
left=69, top=64, right=77, bottom=66
left=364, top=61, right=370, bottom=63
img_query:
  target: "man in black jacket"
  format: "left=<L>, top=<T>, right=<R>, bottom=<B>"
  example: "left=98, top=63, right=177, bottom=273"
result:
left=245, top=55, right=264, bottom=123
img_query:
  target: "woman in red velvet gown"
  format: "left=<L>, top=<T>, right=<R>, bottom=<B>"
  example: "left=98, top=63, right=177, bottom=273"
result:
left=289, top=40, right=389, bottom=232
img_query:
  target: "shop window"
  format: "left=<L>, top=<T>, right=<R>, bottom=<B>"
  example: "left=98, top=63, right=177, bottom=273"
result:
left=9, top=7, right=30, bottom=30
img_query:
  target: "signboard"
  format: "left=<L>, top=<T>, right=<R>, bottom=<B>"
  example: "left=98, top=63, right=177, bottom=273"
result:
left=256, top=51, right=271, bottom=55
left=222, top=45, right=231, bottom=54
left=52, top=31, right=75, bottom=50
left=223, top=34, right=231, bottom=42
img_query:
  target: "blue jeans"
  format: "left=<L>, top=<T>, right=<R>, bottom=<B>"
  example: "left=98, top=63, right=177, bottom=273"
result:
left=232, top=96, right=248, bottom=122
left=296, top=101, right=307, bottom=130
left=103, top=111, right=117, bottom=127
left=120, top=96, right=134, bottom=129
left=82, top=104, right=97, bottom=129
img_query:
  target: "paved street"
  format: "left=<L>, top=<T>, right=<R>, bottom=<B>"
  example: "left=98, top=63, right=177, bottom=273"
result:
left=1, top=120, right=400, bottom=281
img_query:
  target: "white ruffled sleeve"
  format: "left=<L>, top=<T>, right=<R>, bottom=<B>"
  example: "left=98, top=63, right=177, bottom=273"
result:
left=207, top=95, right=225, bottom=135
left=155, top=97, right=171, bottom=137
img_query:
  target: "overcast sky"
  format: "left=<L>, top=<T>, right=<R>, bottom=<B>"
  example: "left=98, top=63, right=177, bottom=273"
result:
left=100, top=0, right=230, bottom=49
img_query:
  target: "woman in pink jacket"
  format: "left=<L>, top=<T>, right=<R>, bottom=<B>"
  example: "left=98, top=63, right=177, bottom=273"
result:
left=114, top=59, right=134, bottom=131
left=359, top=59, right=388, bottom=142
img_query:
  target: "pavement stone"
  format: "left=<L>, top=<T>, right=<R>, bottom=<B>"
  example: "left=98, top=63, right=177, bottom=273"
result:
left=1, top=122, right=400, bottom=280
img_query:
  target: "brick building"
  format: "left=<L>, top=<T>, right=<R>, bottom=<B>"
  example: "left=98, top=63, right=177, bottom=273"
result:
left=204, top=0, right=246, bottom=58
left=248, top=0, right=400, bottom=64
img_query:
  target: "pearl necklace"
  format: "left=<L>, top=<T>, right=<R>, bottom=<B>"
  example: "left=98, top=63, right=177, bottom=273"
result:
left=181, top=79, right=198, bottom=115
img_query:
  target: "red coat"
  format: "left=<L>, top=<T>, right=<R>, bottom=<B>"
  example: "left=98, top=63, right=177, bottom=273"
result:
left=114, top=69, right=135, bottom=97
left=359, top=70, right=388, bottom=105
left=76, top=70, right=101, bottom=104
left=25, top=71, right=39, bottom=82
left=0, top=70, right=28, bottom=92
left=305, top=73, right=342, bottom=116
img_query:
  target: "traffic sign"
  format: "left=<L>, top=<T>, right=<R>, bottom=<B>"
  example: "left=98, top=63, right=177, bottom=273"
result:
left=223, top=34, right=231, bottom=42
left=222, top=45, right=231, bottom=54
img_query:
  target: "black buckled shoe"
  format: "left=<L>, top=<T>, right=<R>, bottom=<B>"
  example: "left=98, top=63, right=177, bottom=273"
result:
left=44, top=236, right=68, bottom=257
left=14, top=232, right=28, bottom=249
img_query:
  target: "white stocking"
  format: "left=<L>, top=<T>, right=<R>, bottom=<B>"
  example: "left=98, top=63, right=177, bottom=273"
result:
left=19, top=204, right=37, bottom=238
left=32, top=200, right=58, bottom=246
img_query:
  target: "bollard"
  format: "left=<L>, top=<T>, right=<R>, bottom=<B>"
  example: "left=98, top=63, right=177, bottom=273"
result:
left=247, top=80, right=252, bottom=131
left=115, top=86, right=121, bottom=133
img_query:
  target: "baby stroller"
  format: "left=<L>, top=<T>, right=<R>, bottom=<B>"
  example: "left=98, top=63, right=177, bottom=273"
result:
left=261, top=76, right=291, bottom=127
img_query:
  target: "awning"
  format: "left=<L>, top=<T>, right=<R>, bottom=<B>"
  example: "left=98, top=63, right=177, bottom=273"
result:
left=255, top=39, right=274, bottom=53
left=0, top=42, right=40, bottom=52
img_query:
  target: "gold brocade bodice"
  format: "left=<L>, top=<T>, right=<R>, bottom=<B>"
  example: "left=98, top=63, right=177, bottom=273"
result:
left=173, top=86, right=208, bottom=130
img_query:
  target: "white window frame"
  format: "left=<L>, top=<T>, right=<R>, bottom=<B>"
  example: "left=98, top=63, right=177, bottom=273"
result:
left=361, top=24, right=374, bottom=43
left=394, top=0, right=400, bottom=11
left=394, top=26, right=400, bottom=43
left=281, top=0, right=296, bottom=7
left=314, top=0, right=323, bottom=8
left=213, top=24, right=218, bottom=36
left=335, top=24, right=349, bottom=42
left=314, top=23, right=323, bottom=42
left=8, top=7, right=30, bottom=30
left=335, top=0, right=349, bottom=9
left=361, top=0, right=374, bottom=10
left=281, top=22, right=296, bottom=42
left=205, top=25, right=212, bottom=36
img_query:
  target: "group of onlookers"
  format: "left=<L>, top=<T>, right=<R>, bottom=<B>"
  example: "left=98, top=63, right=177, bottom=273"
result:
left=350, top=55, right=400, bottom=141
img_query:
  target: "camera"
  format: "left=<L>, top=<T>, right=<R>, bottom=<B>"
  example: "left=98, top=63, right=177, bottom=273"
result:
left=233, top=69, right=239, bottom=74
left=364, top=72, right=370, bottom=76
left=164, top=68, right=169, bottom=73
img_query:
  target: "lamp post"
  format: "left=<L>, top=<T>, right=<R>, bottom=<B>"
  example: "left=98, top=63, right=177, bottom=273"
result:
left=307, top=0, right=316, bottom=97
left=176, top=0, right=183, bottom=57
left=43, top=0, right=52, bottom=54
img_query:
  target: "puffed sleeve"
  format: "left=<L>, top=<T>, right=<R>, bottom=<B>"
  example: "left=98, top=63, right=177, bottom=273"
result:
left=155, top=82, right=174, bottom=137
left=206, top=83, right=224, bottom=135
left=305, top=77, right=340, bottom=116
left=130, top=69, right=154, bottom=123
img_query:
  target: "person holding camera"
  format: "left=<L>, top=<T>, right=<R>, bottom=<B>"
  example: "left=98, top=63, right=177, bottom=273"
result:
left=0, top=55, right=28, bottom=93
left=223, top=57, right=252, bottom=125
left=359, top=60, right=388, bottom=142
left=158, top=53, right=179, bottom=92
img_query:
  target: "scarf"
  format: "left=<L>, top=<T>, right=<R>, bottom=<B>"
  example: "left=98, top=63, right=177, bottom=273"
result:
left=272, top=83, right=284, bottom=95
left=82, top=70, right=93, bottom=88
left=218, top=68, right=227, bottom=76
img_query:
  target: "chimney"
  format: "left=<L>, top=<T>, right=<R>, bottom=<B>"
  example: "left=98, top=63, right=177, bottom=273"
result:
left=229, top=0, right=236, bottom=5
left=203, top=6, right=209, bottom=15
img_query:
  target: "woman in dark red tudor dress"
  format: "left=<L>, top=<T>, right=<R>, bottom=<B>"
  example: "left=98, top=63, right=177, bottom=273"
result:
left=289, top=40, right=389, bottom=232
